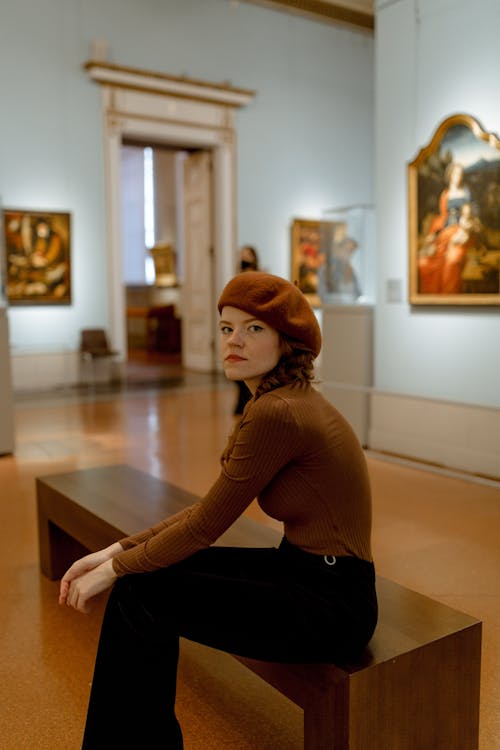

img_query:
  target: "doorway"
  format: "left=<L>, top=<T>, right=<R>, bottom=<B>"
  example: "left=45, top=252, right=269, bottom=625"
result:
left=120, top=142, right=214, bottom=373
left=86, top=61, right=255, bottom=375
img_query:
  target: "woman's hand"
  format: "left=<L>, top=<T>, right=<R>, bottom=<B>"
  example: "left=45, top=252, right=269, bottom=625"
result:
left=63, top=559, right=118, bottom=614
left=59, top=542, right=123, bottom=612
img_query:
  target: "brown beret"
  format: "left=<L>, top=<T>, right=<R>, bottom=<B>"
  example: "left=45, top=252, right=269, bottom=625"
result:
left=218, top=271, right=321, bottom=357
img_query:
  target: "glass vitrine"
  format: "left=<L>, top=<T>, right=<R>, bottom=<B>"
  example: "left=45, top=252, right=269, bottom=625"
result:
left=319, top=204, right=375, bottom=305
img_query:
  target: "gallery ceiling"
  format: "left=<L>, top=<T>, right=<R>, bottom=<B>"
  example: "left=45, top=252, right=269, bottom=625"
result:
left=242, top=0, right=375, bottom=33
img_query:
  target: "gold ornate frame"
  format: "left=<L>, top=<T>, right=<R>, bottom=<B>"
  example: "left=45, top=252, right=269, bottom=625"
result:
left=408, top=114, right=500, bottom=305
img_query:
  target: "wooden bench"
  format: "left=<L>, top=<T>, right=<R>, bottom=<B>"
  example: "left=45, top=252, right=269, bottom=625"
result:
left=36, top=464, right=482, bottom=750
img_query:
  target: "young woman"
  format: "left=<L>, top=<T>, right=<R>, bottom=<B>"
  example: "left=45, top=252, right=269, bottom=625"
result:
left=60, top=271, right=377, bottom=749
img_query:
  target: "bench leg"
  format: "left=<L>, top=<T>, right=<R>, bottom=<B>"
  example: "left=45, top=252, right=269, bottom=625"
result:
left=37, top=505, right=89, bottom=580
left=342, top=625, right=481, bottom=750
left=303, top=682, right=349, bottom=750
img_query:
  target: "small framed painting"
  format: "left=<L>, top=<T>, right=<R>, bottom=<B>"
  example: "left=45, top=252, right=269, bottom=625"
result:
left=3, top=209, right=71, bottom=305
left=291, top=218, right=337, bottom=307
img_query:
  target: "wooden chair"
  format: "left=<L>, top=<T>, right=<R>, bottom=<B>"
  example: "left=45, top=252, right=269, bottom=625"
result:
left=79, top=328, right=119, bottom=384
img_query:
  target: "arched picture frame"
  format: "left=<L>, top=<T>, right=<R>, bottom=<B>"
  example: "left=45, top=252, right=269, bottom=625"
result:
left=408, top=114, right=500, bottom=305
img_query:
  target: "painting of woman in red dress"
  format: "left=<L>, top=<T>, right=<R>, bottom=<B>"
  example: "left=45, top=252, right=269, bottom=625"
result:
left=418, top=162, right=483, bottom=294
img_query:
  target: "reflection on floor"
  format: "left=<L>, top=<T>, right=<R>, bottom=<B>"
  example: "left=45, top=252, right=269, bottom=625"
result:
left=14, top=352, right=229, bottom=407
left=2, top=365, right=499, bottom=749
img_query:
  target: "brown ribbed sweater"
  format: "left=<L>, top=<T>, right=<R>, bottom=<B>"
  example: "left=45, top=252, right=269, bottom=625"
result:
left=112, top=382, right=373, bottom=576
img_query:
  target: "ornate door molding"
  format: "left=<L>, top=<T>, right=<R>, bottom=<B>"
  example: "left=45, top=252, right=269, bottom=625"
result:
left=85, top=60, right=255, bottom=360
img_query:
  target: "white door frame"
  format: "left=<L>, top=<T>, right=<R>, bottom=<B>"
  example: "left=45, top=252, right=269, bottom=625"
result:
left=182, top=150, right=216, bottom=371
left=85, top=62, right=255, bottom=359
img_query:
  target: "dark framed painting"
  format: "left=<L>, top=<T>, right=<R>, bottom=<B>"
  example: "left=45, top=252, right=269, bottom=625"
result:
left=408, top=114, right=500, bottom=305
left=291, top=218, right=339, bottom=307
left=3, top=209, right=71, bottom=305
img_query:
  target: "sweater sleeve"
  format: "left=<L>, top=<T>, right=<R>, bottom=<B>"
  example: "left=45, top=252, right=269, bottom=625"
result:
left=117, top=506, right=193, bottom=550
left=112, top=393, right=301, bottom=576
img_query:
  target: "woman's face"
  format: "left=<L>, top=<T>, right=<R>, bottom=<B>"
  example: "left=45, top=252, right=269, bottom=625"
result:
left=219, top=306, right=281, bottom=393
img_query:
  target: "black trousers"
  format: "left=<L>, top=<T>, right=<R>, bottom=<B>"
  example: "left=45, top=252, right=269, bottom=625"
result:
left=82, top=538, right=377, bottom=749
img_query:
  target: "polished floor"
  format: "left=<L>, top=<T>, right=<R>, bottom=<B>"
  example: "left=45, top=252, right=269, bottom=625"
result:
left=1, top=362, right=499, bottom=749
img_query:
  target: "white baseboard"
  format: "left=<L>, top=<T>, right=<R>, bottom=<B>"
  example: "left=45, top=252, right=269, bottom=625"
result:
left=11, top=350, right=121, bottom=391
left=369, top=390, right=500, bottom=480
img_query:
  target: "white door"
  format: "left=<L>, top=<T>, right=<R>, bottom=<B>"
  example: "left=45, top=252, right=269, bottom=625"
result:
left=182, top=150, right=215, bottom=371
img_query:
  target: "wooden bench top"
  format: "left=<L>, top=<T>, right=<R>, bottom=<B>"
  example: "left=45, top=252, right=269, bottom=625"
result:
left=36, top=463, right=480, bottom=671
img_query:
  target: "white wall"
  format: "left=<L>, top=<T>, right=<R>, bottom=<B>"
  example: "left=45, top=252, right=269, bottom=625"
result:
left=121, top=145, right=146, bottom=285
left=372, top=0, right=500, bottom=476
left=0, top=0, right=374, bottom=370
left=0, top=0, right=108, bottom=357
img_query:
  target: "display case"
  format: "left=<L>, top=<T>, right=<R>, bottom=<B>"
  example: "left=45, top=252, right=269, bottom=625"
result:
left=317, top=205, right=375, bottom=445
left=319, top=304, right=373, bottom=446
left=319, top=204, right=375, bottom=305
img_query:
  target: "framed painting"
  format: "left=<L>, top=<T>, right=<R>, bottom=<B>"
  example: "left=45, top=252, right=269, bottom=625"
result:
left=291, top=218, right=339, bottom=307
left=3, top=209, right=71, bottom=305
left=408, top=114, right=500, bottom=305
